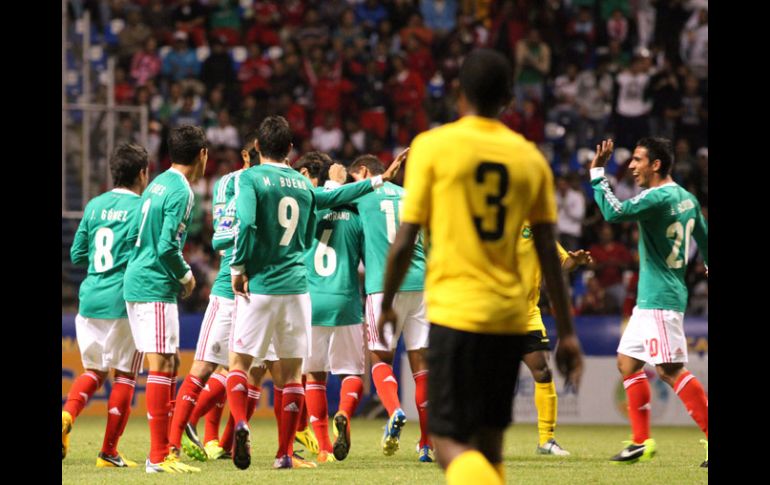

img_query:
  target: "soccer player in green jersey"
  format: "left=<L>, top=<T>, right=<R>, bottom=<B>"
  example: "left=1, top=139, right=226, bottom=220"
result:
left=123, top=125, right=208, bottom=474
left=226, top=116, right=318, bottom=470
left=348, top=154, right=433, bottom=462
left=62, top=143, right=149, bottom=468
left=590, top=138, right=708, bottom=467
left=295, top=151, right=407, bottom=463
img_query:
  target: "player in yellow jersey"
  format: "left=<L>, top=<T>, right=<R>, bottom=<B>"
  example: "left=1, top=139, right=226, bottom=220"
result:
left=377, top=48, right=584, bottom=485
left=517, top=223, right=593, bottom=456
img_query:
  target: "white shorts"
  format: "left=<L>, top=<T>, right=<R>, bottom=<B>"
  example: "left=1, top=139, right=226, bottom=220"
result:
left=617, top=306, right=688, bottom=365
left=75, top=314, right=143, bottom=374
left=365, top=292, right=429, bottom=352
left=231, top=293, right=311, bottom=360
left=252, top=341, right=279, bottom=368
left=194, top=296, right=234, bottom=366
left=304, top=324, right=365, bottom=375
left=126, top=302, right=180, bottom=354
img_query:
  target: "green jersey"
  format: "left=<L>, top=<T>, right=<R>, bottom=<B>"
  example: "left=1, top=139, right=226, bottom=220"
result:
left=353, top=181, right=426, bottom=294
left=71, top=188, right=142, bottom=319
left=312, top=176, right=382, bottom=210
left=124, top=168, right=195, bottom=303
left=210, top=170, right=242, bottom=300
left=591, top=169, right=708, bottom=312
left=231, top=162, right=317, bottom=294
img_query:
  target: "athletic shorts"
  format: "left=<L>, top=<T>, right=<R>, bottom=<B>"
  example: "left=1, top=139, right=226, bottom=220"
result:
left=126, top=301, right=180, bottom=354
left=618, top=306, right=688, bottom=365
left=365, top=291, right=429, bottom=352
left=76, top=314, right=143, bottom=374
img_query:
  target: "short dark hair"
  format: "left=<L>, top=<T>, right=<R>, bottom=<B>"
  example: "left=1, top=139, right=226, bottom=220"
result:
left=350, top=154, right=385, bottom=175
left=295, top=151, right=333, bottom=184
left=459, top=48, right=513, bottom=117
left=256, top=116, right=292, bottom=161
left=636, top=137, right=674, bottom=176
left=168, top=125, right=207, bottom=165
left=111, top=143, right=148, bottom=188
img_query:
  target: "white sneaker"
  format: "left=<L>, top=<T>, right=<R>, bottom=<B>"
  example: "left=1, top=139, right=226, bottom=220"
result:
left=536, top=439, right=571, bottom=456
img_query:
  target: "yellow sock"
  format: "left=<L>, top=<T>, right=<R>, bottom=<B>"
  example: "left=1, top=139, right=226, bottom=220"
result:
left=534, top=380, right=557, bottom=446
left=446, top=450, right=503, bottom=485
left=493, top=462, right=505, bottom=482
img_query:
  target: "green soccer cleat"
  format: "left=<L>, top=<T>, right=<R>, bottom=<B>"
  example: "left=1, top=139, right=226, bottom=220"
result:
left=610, top=439, right=656, bottom=464
left=181, top=423, right=208, bottom=462
left=700, top=439, right=708, bottom=468
left=204, top=439, right=226, bottom=460
left=295, top=425, right=320, bottom=455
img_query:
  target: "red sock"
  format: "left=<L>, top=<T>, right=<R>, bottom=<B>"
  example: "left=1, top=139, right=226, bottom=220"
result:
left=199, top=374, right=228, bottom=443
left=372, top=362, right=401, bottom=415
left=296, top=376, right=308, bottom=432
left=221, top=414, right=234, bottom=452
left=247, top=385, right=262, bottom=420
left=146, top=371, right=173, bottom=463
left=168, top=375, right=205, bottom=448
left=278, top=383, right=305, bottom=457
left=100, top=376, right=135, bottom=456
left=63, top=371, right=103, bottom=420
left=624, top=371, right=651, bottom=444
left=167, top=373, right=177, bottom=437
left=225, top=370, right=249, bottom=424
left=339, top=376, right=364, bottom=418
left=273, top=386, right=283, bottom=442
left=306, top=380, right=332, bottom=452
left=673, top=371, right=708, bottom=438
left=413, top=370, right=430, bottom=447
left=190, top=372, right=226, bottom=427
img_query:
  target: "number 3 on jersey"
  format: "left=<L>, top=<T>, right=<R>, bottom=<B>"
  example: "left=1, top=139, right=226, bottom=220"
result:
left=473, top=162, right=509, bottom=241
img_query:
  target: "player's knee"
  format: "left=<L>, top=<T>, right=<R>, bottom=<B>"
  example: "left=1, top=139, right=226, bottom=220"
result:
left=532, top=366, right=552, bottom=383
left=656, top=363, right=684, bottom=385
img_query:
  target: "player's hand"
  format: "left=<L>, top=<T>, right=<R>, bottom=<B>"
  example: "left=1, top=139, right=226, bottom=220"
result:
left=383, top=147, right=409, bottom=182
left=589, top=139, right=614, bottom=169
left=181, top=275, right=196, bottom=299
left=232, top=274, right=250, bottom=302
left=568, top=250, right=594, bottom=266
left=377, top=306, right=398, bottom=348
left=555, top=334, right=584, bottom=391
left=328, top=163, right=347, bottom=184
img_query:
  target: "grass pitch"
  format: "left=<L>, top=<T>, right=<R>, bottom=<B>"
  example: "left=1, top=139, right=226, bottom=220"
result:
left=62, top=417, right=707, bottom=484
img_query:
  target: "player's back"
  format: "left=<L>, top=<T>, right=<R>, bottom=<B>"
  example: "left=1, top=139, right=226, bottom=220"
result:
left=72, top=189, right=142, bottom=318
left=124, top=168, right=194, bottom=302
left=235, top=163, right=316, bottom=294
left=210, top=170, right=242, bottom=299
left=634, top=183, right=708, bottom=312
left=305, top=205, right=364, bottom=324
left=354, top=182, right=426, bottom=294
left=402, top=116, right=557, bottom=334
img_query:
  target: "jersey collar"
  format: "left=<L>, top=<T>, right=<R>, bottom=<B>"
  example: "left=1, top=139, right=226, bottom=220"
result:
left=111, top=188, right=140, bottom=197
left=168, top=167, right=192, bottom=188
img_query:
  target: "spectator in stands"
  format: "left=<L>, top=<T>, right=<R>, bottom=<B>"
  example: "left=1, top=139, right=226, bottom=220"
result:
left=206, top=110, right=240, bottom=150
left=578, top=276, right=621, bottom=315
left=311, top=113, right=344, bottom=156
left=278, top=93, right=309, bottom=144
left=519, top=98, right=545, bottom=144
left=162, top=31, right=201, bottom=82
left=356, top=0, right=389, bottom=34
left=648, top=55, right=680, bottom=140
left=130, top=36, right=162, bottom=87
left=209, top=0, right=242, bottom=46
left=143, top=0, right=173, bottom=44
left=118, top=8, right=151, bottom=66
left=200, top=35, right=237, bottom=96
left=387, top=53, right=428, bottom=135
left=605, top=8, right=629, bottom=46
left=565, top=6, right=595, bottom=67
left=575, top=57, right=613, bottom=148
left=334, top=8, right=363, bottom=47
left=674, top=74, right=708, bottom=151
left=399, top=12, right=434, bottom=47
left=489, top=0, right=528, bottom=60
left=170, top=92, right=203, bottom=127
left=680, top=8, right=708, bottom=80
left=113, top=67, right=134, bottom=105
left=613, top=53, right=652, bottom=150
left=420, top=0, right=458, bottom=38
left=172, top=0, right=207, bottom=47
left=514, top=28, right=550, bottom=106
left=588, top=223, right=634, bottom=310
left=672, top=138, right=695, bottom=186
left=556, top=175, right=586, bottom=252
left=549, top=62, right=581, bottom=145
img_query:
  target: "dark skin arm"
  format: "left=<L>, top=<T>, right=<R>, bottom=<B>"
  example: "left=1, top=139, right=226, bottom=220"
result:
left=377, top=223, right=421, bottom=343
left=532, top=223, right=584, bottom=390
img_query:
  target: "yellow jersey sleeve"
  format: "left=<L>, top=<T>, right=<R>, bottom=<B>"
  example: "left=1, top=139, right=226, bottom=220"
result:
left=401, top=133, right=433, bottom=227
left=527, top=156, right=558, bottom=225
left=557, top=241, right=570, bottom=266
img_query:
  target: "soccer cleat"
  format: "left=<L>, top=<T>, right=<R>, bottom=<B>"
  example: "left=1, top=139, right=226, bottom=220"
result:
left=96, top=451, right=138, bottom=467
left=418, top=445, right=434, bottom=463
left=62, top=411, right=73, bottom=460
left=232, top=421, right=251, bottom=470
left=204, top=439, right=226, bottom=460
left=295, top=425, right=320, bottom=455
left=181, top=423, right=208, bottom=462
left=332, top=411, right=351, bottom=461
left=273, top=455, right=293, bottom=469
left=381, top=408, right=407, bottom=456
left=536, top=439, right=571, bottom=456
left=145, top=454, right=201, bottom=473
left=317, top=450, right=336, bottom=463
left=291, top=451, right=318, bottom=468
left=700, top=439, right=708, bottom=468
left=610, top=439, right=656, bottom=464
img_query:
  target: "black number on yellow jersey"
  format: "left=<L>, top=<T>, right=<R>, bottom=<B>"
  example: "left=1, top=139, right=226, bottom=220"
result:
left=473, top=162, right=509, bottom=241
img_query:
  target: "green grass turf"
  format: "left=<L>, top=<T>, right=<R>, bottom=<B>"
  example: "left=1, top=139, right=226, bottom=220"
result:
left=62, top=417, right=707, bottom=484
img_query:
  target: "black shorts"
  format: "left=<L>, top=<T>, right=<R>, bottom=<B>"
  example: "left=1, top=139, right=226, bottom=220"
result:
left=523, top=329, right=551, bottom=354
left=426, top=323, right=527, bottom=443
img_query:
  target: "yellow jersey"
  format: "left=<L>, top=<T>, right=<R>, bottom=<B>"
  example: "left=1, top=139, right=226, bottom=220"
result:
left=401, top=115, right=557, bottom=335
left=517, top=222, right=570, bottom=331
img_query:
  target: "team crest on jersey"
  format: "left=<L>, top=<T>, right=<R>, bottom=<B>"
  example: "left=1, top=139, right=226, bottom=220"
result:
left=219, top=216, right=234, bottom=229
left=522, top=226, right=532, bottom=239
left=213, top=204, right=225, bottom=219
left=176, top=222, right=186, bottom=240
